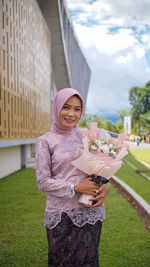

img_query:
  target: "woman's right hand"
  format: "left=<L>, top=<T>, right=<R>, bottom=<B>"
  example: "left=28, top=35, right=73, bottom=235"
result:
left=74, top=178, right=99, bottom=196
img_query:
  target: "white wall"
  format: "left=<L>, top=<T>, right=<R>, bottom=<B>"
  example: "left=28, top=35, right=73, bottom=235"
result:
left=0, top=146, right=21, bottom=179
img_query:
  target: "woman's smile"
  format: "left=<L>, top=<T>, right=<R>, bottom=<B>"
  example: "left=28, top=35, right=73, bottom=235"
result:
left=59, top=96, right=82, bottom=129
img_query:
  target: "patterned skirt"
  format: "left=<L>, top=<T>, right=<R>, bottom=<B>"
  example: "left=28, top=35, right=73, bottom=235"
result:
left=46, top=212, right=102, bottom=267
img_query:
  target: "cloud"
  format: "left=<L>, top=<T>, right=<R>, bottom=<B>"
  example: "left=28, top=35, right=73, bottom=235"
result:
left=74, top=23, right=136, bottom=53
left=105, top=0, right=150, bottom=22
left=85, top=46, right=149, bottom=113
left=66, top=0, right=150, bottom=118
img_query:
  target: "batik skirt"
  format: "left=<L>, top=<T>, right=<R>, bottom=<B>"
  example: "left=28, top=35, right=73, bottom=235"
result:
left=46, top=212, right=102, bottom=267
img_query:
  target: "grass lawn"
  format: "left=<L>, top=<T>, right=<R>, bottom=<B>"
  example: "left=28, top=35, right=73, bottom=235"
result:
left=116, top=153, right=150, bottom=204
left=0, top=169, right=47, bottom=267
left=100, top=186, right=150, bottom=267
left=0, top=168, right=150, bottom=267
left=129, top=148, right=150, bottom=164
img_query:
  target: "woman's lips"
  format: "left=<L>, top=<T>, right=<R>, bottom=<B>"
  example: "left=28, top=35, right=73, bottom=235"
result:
left=64, top=118, right=75, bottom=123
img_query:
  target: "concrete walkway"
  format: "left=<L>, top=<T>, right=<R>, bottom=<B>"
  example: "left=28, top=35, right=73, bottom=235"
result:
left=127, top=141, right=150, bottom=149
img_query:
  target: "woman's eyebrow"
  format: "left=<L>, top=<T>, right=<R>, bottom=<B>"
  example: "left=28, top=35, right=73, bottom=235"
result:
left=64, top=104, right=81, bottom=108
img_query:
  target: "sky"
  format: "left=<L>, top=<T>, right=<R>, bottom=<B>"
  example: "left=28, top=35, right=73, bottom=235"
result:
left=65, top=0, right=150, bottom=121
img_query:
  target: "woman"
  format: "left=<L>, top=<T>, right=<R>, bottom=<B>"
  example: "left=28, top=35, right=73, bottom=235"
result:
left=36, top=88, right=110, bottom=267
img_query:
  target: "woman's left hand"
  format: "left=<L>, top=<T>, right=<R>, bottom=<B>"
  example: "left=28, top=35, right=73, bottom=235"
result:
left=91, top=183, right=110, bottom=207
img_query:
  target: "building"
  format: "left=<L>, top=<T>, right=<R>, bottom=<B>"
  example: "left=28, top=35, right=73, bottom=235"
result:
left=0, top=0, right=91, bottom=179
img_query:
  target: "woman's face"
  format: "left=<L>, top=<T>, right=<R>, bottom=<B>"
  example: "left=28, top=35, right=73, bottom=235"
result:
left=59, top=95, right=82, bottom=129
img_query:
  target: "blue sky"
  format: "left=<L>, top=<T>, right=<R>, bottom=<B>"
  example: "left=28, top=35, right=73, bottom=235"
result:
left=66, top=0, right=150, bottom=121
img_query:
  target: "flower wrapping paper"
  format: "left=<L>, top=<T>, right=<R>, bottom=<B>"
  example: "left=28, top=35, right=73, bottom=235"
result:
left=72, top=122, right=129, bottom=206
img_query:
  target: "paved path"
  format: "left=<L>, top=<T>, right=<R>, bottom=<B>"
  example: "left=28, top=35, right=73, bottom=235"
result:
left=127, top=141, right=150, bottom=149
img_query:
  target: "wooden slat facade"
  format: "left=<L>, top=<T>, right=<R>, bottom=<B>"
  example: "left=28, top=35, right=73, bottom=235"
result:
left=0, top=0, right=52, bottom=140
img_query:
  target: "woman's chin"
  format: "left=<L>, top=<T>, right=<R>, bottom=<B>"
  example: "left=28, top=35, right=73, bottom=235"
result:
left=62, top=120, right=76, bottom=128
left=64, top=123, right=75, bottom=129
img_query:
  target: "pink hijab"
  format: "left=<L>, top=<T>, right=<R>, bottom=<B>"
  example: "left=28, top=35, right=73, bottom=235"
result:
left=51, top=88, right=84, bottom=134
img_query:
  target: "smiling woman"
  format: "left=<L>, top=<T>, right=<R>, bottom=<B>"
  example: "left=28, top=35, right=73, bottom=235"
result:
left=36, top=88, right=110, bottom=267
left=59, top=96, right=82, bottom=129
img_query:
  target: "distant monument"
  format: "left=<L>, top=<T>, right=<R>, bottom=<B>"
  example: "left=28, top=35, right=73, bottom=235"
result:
left=124, top=116, right=131, bottom=135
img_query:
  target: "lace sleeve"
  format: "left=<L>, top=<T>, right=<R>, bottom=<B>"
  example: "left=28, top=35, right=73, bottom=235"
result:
left=35, top=138, right=75, bottom=198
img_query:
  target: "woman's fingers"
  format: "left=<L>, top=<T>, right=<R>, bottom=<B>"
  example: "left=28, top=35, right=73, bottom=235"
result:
left=91, top=183, right=111, bottom=207
left=91, top=194, right=105, bottom=207
left=75, top=178, right=110, bottom=198
left=74, top=179, right=99, bottom=195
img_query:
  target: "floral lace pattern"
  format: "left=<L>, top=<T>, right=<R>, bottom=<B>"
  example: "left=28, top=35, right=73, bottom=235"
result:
left=36, top=127, right=105, bottom=230
left=44, top=206, right=105, bottom=229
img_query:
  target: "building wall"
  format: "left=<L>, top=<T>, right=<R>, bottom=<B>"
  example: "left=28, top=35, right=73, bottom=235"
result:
left=0, top=0, right=52, bottom=140
left=0, top=0, right=91, bottom=178
left=37, top=0, right=91, bottom=103
left=59, top=0, right=91, bottom=101
left=0, top=146, right=21, bottom=178
left=37, top=0, right=71, bottom=90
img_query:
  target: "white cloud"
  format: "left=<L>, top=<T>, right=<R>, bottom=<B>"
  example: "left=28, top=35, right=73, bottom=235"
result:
left=134, top=47, right=145, bottom=59
left=85, top=45, right=150, bottom=114
left=67, top=0, right=111, bottom=18
left=66, top=0, right=150, bottom=119
left=75, top=23, right=136, bottom=54
left=115, top=53, right=132, bottom=63
left=105, top=0, right=150, bottom=23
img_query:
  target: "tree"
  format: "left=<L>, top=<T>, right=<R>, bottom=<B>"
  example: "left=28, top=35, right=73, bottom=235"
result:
left=117, top=109, right=130, bottom=122
left=80, top=114, right=118, bottom=133
left=129, top=83, right=150, bottom=122
left=100, top=119, right=118, bottom=133
left=138, top=111, right=150, bottom=134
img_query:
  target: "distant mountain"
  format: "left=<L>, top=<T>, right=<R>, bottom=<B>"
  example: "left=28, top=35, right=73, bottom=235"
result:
left=106, top=114, right=119, bottom=123
left=85, top=111, right=120, bottom=123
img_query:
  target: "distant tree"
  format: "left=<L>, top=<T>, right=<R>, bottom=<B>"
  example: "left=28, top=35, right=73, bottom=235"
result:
left=80, top=114, right=118, bottom=133
left=117, top=109, right=130, bottom=122
left=80, top=114, right=102, bottom=128
left=129, top=82, right=150, bottom=122
left=116, top=120, right=124, bottom=133
left=79, top=114, right=89, bottom=128
left=128, top=81, right=150, bottom=134
left=100, top=119, right=118, bottom=133
left=92, top=115, right=101, bottom=127
left=138, top=111, right=150, bottom=134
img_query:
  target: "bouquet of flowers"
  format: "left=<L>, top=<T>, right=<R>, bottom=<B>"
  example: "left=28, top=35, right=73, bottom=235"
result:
left=72, top=122, right=129, bottom=206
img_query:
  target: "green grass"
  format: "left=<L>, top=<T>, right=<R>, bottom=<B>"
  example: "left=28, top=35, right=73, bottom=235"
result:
left=130, top=148, right=150, bottom=164
left=116, top=153, right=150, bottom=203
left=0, top=169, right=47, bottom=267
left=100, top=186, right=150, bottom=267
left=125, top=152, right=150, bottom=172
left=0, top=168, right=150, bottom=267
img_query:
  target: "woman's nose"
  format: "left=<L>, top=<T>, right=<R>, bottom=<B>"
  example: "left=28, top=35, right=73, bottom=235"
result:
left=67, top=109, right=74, bottom=116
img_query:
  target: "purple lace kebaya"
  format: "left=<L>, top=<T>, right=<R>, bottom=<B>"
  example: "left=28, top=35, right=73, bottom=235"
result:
left=36, top=88, right=105, bottom=229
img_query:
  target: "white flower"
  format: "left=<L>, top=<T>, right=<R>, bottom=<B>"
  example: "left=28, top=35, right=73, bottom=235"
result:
left=110, top=151, right=117, bottom=157
left=89, top=136, right=118, bottom=158
left=94, top=139, right=100, bottom=147
left=101, top=144, right=109, bottom=153
left=109, top=144, right=113, bottom=150
left=90, top=145, right=98, bottom=151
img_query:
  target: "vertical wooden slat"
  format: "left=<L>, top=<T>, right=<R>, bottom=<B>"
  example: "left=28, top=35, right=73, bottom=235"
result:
left=0, top=0, right=52, bottom=140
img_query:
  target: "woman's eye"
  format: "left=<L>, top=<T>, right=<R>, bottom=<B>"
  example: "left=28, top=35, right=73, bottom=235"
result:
left=63, top=106, right=69, bottom=109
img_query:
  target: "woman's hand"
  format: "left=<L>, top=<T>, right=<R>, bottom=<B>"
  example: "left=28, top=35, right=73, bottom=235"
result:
left=91, top=182, right=110, bottom=207
left=74, top=178, right=100, bottom=196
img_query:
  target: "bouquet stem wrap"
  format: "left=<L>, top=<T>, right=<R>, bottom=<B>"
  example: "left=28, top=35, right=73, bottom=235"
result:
left=72, top=123, right=128, bottom=206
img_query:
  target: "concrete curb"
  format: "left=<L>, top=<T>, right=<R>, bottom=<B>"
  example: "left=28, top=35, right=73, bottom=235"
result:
left=112, top=175, right=150, bottom=214
left=111, top=175, right=150, bottom=229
